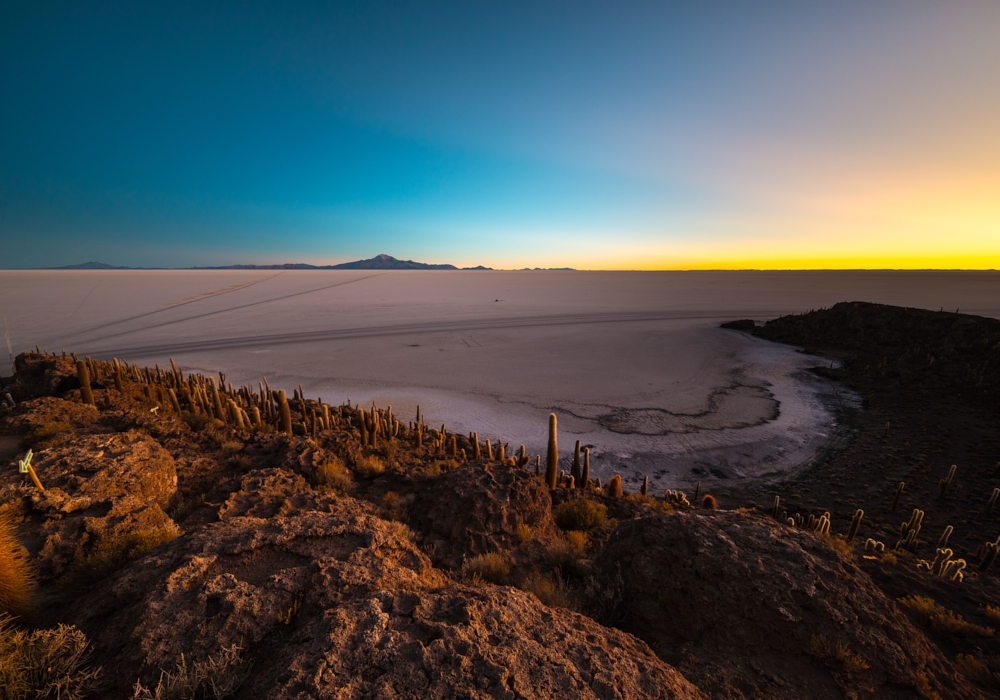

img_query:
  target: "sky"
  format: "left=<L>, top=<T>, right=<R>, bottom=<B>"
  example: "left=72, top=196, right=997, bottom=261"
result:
left=1, top=1, right=998, bottom=270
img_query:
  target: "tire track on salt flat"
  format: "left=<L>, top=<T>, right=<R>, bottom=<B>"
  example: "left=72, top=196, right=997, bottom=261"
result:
left=86, top=310, right=740, bottom=359
left=63, top=273, right=386, bottom=347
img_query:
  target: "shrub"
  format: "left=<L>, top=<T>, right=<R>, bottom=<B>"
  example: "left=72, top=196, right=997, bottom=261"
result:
left=515, top=523, right=534, bottom=545
left=380, top=492, right=411, bottom=523
left=316, top=459, right=352, bottom=491
left=0, top=514, right=35, bottom=618
left=20, top=422, right=70, bottom=450
left=880, top=551, right=898, bottom=565
left=353, top=455, right=385, bottom=479
left=379, top=438, right=398, bottom=462
left=0, top=615, right=102, bottom=700
left=461, top=553, right=512, bottom=585
left=131, top=643, right=248, bottom=700
left=824, top=534, right=854, bottom=558
left=182, top=412, right=212, bottom=432
left=555, top=499, right=607, bottom=531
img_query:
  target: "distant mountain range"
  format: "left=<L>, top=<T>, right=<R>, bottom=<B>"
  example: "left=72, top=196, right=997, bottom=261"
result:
left=52, top=255, right=512, bottom=271
left=50, top=254, right=577, bottom=271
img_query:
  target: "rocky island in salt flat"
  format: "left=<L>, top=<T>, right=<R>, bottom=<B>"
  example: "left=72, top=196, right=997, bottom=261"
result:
left=2, top=302, right=1000, bottom=699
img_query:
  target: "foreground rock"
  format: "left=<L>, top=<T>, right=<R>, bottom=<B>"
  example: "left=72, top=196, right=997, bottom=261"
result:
left=0, top=431, right=180, bottom=583
left=593, top=511, right=982, bottom=700
left=66, top=473, right=701, bottom=699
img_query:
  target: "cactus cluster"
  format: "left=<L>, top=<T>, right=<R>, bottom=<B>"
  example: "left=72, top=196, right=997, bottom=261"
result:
left=975, top=536, right=1000, bottom=573
left=915, top=548, right=967, bottom=581
left=864, top=538, right=886, bottom=553
left=895, top=508, right=925, bottom=552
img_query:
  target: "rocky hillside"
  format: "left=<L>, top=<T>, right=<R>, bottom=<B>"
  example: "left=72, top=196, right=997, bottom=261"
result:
left=0, top=306, right=997, bottom=697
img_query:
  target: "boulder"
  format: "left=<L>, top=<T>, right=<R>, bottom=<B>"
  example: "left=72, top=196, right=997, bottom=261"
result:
left=592, top=511, right=982, bottom=700
left=409, top=462, right=555, bottom=569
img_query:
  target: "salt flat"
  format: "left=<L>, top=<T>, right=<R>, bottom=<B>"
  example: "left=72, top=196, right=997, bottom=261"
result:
left=3, top=270, right=999, bottom=490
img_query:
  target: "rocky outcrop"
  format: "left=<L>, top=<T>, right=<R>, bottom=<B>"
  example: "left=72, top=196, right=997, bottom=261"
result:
left=0, top=432, right=180, bottom=583
left=409, top=462, right=556, bottom=569
left=1, top=395, right=99, bottom=433
left=592, top=511, right=983, bottom=700
left=28, top=432, right=177, bottom=512
left=65, top=477, right=701, bottom=699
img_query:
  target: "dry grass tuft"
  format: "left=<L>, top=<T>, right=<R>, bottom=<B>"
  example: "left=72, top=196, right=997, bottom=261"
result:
left=515, top=523, right=534, bottom=545
left=808, top=634, right=869, bottom=678
left=461, top=553, right=512, bottom=585
left=956, top=654, right=1000, bottom=689
left=899, top=595, right=995, bottom=638
left=0, top=514, right=35, bottom=618
left=353, top=455, right=385, bottom=479
left=548, top=531, right=589, bottom=578
left=518, top=571, right=578, bottom=610
left=131, top=643, right=249, bottom=700
left=0, top=615, right=102, bottom=700
left=69, top=522, right=181, bottom=584
left=824, top=534, right=855, bottom=558
left=316, top=459, right=352, bottom=492
left=981, top=605, right=1000, bottom=625
left=20, top=422, right=71, bottom=451
left=554, top=499, right=607, bottom=531
left=219, top=441, right=244, bottom=456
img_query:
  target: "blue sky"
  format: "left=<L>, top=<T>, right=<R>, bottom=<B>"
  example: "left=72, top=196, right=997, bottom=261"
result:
left=2, top=1, right=998, bottom=269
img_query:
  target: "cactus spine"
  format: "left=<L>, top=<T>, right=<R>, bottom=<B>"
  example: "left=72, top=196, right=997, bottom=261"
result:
left=545, top=413, right=558, bottom=490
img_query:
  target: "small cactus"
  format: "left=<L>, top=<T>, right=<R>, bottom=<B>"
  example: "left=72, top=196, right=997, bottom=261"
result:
left=607, top=474, right=623, bottom=498
left=982, top=488, right=1000, bottom=518
left=640, top=475, right=648, bottom=496
left=936, top=525, right=954, bottom=550
left=770, top=495, right=781, bottom=519
left=938, top=464, right=957, bottom=499
left=847, top=509, right=864, bottom=542
left=702, top=494, right=717, bottom=510
left=890, top=481, right=905, bottom=512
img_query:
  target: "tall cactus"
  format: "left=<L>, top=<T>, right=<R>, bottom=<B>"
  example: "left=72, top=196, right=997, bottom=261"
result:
left=545, top=413, right=558, bottom=490
left=580, top=447, right=590, bottom=489
left=847, top=509, right=864, bottom=542
left=277, top=390, right=293, bottom=435
left=571, top=440, right=581, bottom=485
left=76, top=360, right=95, bottom=406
